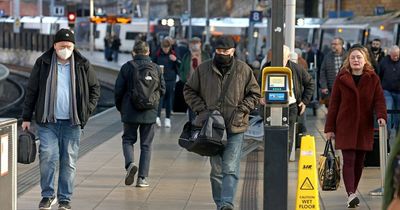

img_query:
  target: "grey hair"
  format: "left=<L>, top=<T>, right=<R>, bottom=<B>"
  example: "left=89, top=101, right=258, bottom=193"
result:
left=389, top=45, right=400, bottom=54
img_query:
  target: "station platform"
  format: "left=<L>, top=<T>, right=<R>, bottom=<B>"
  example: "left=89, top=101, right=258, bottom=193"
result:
left=16, top=107, right=384, bottom=210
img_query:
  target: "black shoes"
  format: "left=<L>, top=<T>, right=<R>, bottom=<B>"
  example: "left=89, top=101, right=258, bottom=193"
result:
left=38, top=196, right=57, bottom=210
left=58, top=201, right=72, bottom=210
left=125, top=162, right=138, bottom=185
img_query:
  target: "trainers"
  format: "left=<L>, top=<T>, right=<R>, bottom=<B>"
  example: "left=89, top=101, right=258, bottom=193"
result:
left=156, top=117, right=161, bottom=127
left=136, top=177, right=149, bottom=187
left=165, top=118, right=171, bottom=128
left=347, top=193, right=360, bottom=208
left=125, top=163, right=138, bottom=186
left=38, top=196, right=57, bottom=210
left=58, top=201, right=71, bottom=210
left=220, top=203, right=234, bottom=210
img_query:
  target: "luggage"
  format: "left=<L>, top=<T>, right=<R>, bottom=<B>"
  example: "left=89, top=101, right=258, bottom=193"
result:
left=178, top=110, right=227, bottom=156
left=17, top=130, right=37, bottom=164
left=318, top=139, right=341, bottom=191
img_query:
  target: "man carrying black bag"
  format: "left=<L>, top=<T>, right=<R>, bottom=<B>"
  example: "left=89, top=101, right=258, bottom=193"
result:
left=183, top=36, right=260, bottom=210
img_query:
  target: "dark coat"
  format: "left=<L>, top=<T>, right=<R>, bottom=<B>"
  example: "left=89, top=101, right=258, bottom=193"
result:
left=114, top=55, right=166, bottom=124
left=22, top=47, right=101, bottom=128
left=324, top=69, right=387, bottom=151
left=319, top=50, right=346, bottom=90
left=184, top=59, right=260, bottom=134
left=379, top=55, right=400, bottom=92
left=152, top=49, right=180, bottom=81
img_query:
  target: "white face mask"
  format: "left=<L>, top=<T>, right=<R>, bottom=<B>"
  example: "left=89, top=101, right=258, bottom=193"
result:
left=56, top=48, right=73, bottom=60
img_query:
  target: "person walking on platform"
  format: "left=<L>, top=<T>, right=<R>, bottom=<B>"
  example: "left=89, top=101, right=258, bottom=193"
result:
left=111, top=33, right=121, bottom=62
left=183, top=36, right=260, bottom=210
left=152, top=38, right=180, bottom=128
left=320, top=37, right=346, bottom=107
left=179, top=37, right=210, bottom=122
left=115, top=41, right=165, bottom=188
left=370, top=38, right=385, bottom=64
left=379, top=45, right=400, bottom=137
left=259, top=46, right=314, bottom=155
left=324, top=45, right=387, bottom=208
left=21, top=28, right=101, bottom=210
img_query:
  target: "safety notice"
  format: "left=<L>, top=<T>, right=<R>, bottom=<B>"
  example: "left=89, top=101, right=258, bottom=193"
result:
left=296, top=135, right=319, bottom=210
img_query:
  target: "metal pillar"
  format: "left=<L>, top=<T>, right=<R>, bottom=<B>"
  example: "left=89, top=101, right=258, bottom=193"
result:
left=89, top=0, right=94, bottom=54
left=247, top=0, right=258, bottom=63
left=285, top=0, right=296, bottom=52
left=188, top=0, right=192, bottom=39
left=205, top=0, right=210, bottom=44
left=264, top=2, right=286, bottom=209
left=146, top=0, right=150, bottom=40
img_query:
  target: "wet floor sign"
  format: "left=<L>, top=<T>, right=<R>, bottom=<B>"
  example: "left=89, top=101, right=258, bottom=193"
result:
left=296, top=135, right=319, bottom=210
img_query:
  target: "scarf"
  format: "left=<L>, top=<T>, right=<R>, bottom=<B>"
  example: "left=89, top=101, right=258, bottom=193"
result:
left=42, top=51, right=80, bottom=125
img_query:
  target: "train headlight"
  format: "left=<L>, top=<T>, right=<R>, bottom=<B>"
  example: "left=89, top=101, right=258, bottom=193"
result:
left=380, top=25, right=385, bottom=30
left=338, top=28, right=343, bottom=33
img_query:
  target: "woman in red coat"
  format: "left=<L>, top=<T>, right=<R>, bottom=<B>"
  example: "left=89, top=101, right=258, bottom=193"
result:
left=325, top=45, right=387, bottom=208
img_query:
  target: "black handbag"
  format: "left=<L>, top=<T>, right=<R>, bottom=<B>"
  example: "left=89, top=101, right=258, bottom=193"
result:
left=179, top=110, right=226, bottom=156
left=17, top=130, right=37, bottom=164
left=318, top=139, right=341, bottom=191
left=178, top=65, right=235, bottom=156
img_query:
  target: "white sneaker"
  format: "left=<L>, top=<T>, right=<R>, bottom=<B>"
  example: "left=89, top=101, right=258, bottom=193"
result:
left=156, top=117, right=161, bottom=127
left=347, top=193, right=359, bottom=208
left=136, top=177, right=149, bottom=188
left=165, top=118, right=171, bottom=128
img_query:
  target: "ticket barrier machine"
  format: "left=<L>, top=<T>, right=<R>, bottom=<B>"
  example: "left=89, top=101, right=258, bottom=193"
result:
left=262, top=67, right=292, bottom=210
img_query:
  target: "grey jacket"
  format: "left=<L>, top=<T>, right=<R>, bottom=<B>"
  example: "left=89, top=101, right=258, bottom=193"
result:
left=319, top=50, right=346, bottom=90
left=183, top=59, right=260, bottom=134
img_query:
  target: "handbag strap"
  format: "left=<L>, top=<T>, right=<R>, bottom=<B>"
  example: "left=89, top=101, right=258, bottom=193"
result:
left=324, top=138, right=336, bottom=156
left=211, top=61, right=236, bottom=111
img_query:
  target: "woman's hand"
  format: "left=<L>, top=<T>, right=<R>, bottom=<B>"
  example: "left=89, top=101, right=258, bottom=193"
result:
left=377, top=118, right=386, bottom=126
left=325, top=132, right=335, bottom=140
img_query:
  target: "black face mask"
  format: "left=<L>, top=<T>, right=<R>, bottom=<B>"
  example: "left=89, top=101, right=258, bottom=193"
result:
left=214, top=54, right=233, bottom=65
left=371, top=47, right=379, bottom=52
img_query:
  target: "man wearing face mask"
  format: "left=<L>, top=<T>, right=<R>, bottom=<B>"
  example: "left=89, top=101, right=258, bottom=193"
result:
left=21, top=28, right=100, bottom=210
left=184, top=36, right=260, bottom=210
left=179, top=37, right=210, bottom=121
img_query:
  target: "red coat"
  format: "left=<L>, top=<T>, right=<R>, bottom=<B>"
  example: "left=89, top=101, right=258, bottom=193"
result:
left=325, top=69, right=387, bottom=151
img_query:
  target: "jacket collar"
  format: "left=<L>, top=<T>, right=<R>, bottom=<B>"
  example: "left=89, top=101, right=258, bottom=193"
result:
left=338, top=69, right=374, bottom=90
left=41, top=47, right=86, bottom=65
left=211, top=58, right=235, bottom=77
left=133, top=54, right=151, bottom=61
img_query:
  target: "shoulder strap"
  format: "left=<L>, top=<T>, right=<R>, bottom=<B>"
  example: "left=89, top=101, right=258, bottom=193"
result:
left=129, top=60, right=140, bottom=82
left=214, top=61, right=236, bottom=110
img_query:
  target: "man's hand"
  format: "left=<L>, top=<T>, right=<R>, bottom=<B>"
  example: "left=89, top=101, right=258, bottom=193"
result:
left=321, top=88, right=329, bottom=95
left=169, top=54, right=177, bottom=61
left=377, top=118, right=386, bottom=126
left=298, top=102, right=306, bottom=115
left=21, top=121, right=31, bottom=131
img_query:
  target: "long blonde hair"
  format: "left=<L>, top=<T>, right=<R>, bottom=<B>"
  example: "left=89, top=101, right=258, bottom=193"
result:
left=341, top=45, right=374, bottom=73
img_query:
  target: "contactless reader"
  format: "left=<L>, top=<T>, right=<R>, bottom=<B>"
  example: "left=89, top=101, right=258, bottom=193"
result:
left=261, top=67, right=292, bottom=126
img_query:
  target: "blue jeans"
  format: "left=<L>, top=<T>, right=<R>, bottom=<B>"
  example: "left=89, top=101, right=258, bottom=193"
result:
left=384, top=90, right=400, bottom=134
left=122, top=123, right=155, bottom=177
left=37, top=120, right=81, bottom=202
left=210, top=132, right=244, bottom=209
left=157, top=81, right=175, bottom=118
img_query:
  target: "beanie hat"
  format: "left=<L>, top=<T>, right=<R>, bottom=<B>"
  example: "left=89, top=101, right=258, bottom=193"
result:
left=214, top=36, right=235, bottom=49
left=54, top=28, right=75, bottom=44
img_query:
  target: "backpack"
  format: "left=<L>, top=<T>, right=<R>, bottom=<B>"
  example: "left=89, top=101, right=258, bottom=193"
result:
left=129, top=61, right=161, bottom=110
left=17, top=130, right=37, bottom=164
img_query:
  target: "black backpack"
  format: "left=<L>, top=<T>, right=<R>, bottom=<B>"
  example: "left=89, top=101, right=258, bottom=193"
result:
left=129, top=61, right=161, bottom=110
left=17, top=130, right=37, bottom=164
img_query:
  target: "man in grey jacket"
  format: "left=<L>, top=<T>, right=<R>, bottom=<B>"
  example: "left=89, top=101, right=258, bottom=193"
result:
left=320, top=37, right=346, bottom=107
left=184, top=36, right=260, bottom=210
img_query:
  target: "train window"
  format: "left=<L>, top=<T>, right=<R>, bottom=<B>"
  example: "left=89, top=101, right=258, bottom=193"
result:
left=126, top=32, right=139, bottom=40
left=369, top=24, right=395, bottom=49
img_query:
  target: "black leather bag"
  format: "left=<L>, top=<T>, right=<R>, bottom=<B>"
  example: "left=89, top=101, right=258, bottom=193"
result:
left=318, top=139, right=341, bottom=191
left=178, top=110, right=226, bottom=156
left=17, top=130, right=37, bottom=164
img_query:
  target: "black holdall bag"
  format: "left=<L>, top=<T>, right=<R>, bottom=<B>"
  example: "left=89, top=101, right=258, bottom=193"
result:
left=17, top=130, right=37, bottom=164
left=178, top=63, right=235, bottom=156
left=179, top=110, right=227, bottom=156
left=129, top=61, right=161, bottom=110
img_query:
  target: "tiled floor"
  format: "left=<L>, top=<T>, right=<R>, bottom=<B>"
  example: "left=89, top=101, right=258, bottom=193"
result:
left=17, top=107, right=385, bottom=210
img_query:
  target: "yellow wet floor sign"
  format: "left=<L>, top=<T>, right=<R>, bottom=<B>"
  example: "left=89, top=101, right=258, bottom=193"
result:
left=296, top=135, right=319, bottom=210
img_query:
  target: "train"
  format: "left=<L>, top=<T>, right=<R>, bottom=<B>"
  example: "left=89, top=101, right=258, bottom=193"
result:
left=1, top=12, right=400, bottom=55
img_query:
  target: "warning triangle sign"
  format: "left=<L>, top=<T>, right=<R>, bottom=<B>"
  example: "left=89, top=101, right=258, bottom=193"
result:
left=300, top=177, right=314, bottom=190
